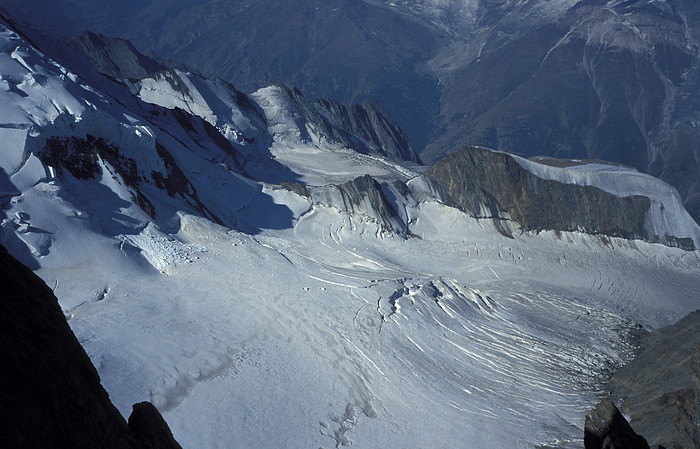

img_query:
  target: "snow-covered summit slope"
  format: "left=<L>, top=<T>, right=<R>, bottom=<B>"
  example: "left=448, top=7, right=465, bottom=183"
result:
left=135, top=69, right=269, bottom=149
left=0, top=17, right=281, bottom=263
left=1, top=17, right=700, bottom=449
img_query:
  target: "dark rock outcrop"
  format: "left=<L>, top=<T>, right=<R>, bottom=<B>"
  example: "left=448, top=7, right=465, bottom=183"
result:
left=0, top=244, right=182, bottom=449
left=277, top=85, right=421, bottom=163
left=38, top=135, right=156, bottom=218
left=128, top=402, right=183, bottom=449
left=609, top=310, right=700, bottom=449
left=68, top=31, right=172, bottom=80
left=584, top=398, right=650, bottom=449
left=422, top=146, right=653, bottom=242
left=310, top=175, right=405, bottom=232
left=314, top=97, right=421, bottom=163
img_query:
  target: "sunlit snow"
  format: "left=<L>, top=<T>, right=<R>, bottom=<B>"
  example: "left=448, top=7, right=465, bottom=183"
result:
left=2, top=17, right=700, bottom=449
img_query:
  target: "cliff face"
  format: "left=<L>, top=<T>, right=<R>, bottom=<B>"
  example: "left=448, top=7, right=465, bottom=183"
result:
left=422, top=146, right=654, bottom=242
left=68, top=31, right=170, bottom=80
left=584, top=399, right=650, bottom=449
left=309, top=174, right=406, bottom=232
left=0, top=244, right=181, bottom=449
left=609, top=310, right=700, bottom=449
left=314, top=97, right=421, bottom=163
left=276, top=86, right=421, bottom=163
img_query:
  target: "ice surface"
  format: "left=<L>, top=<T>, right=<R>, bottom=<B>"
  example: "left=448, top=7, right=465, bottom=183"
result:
left=44, top=205, right=700, bottom=449
left=1, top=19, right=699, bottom=449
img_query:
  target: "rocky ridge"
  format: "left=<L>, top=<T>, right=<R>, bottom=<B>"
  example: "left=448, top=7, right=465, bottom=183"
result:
left=609, top=310, right=700, bottom=448
left=416, top=146, right=698, bottom=249
left=584, top=398, right=650, bottom=449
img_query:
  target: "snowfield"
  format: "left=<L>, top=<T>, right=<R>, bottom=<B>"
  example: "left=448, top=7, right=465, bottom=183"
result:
left=39, top=203, right=700, bottom=449
left=2, top=17, right=700, bottom=449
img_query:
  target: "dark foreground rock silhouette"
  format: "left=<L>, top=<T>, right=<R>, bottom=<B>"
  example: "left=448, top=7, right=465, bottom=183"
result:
left=584, top=398, right=650, bottom=449
left=0, top=244, right=182, bottom=449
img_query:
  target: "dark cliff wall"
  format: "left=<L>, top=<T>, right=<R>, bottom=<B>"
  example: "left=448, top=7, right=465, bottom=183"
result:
left=584, top=398, right=650, bottom=449
left=314, top=97, right=420, bottom=163
left=609, top=310, right=700, bottom=449
left=278, top=85, right=421, bottom=163
left=309, top=175, right=406, bottom=233
left=68, top=31, right=169, bottom=80
left=0, top=244, right=182, bottom=449
left=422, top=146, right=652, bottom=241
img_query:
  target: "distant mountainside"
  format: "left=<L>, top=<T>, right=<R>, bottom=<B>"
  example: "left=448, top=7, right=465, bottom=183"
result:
left=2, top=0, right=698, bottom=223
left=68, top=32, right=177, bottom=80
left=2, top=9, right=700, bottom=449
left=426, top=0, right=700, bottom=225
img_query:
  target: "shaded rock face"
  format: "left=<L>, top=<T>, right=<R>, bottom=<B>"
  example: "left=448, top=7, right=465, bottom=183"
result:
left=314, top=97, right=421, bottom=163
left=310, top=175, right=405, bottom=232
left=38, top=135, right=156, bottom=217
left=424, top=0, right=700, bottom=224
left=128, top=402, right=183, bottom=449
left=278, top=86, right=421, bottom=163
left=422, top=146, right=652, bottom=241
left=584, top=398, right=650, bottom=449
left=610, top=310, right=700, bottom=449
left=0, top=244, right=181, bottom=449
left=68, top=31, right=170, bottom=80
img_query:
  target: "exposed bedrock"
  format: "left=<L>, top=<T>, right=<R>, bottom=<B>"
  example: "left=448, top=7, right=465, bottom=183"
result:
left=0, top=244, right=182, bottom=449
left=584, top=398, right=650, bottom=449
left=421, top=146, right=696, bottom=249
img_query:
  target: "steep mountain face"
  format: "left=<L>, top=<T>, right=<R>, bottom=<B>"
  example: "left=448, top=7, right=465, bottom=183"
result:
left=0, top=0, right=441, bottom=153
left=123, top=0, right=442, bottom=153
left=266, top=86, right=421, bottom=163
left=68, top=31, right=170, bottom=80
left=418, top=146, right=699, bottom=249
left=6, top=0, right=699, bottom=224
left=307, top=174, right=408, bottom=233
left=609, top=310, right=700, bottom=449
left=584, top=399, right=650, bottom=449
left=0, top=244, right=182, bottom=449
left=425, top=0, right=700, bottom=223
left=2, top=14, right=700, bottom=449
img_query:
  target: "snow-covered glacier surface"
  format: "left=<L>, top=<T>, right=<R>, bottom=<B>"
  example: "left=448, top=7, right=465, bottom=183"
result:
left=2, top=17, right=700, bottom=449
left=48, top=205, right=700, bottom=449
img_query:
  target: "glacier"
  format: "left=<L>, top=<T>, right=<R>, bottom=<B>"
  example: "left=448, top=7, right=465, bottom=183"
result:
left=1, top=16, right=699, bottom=449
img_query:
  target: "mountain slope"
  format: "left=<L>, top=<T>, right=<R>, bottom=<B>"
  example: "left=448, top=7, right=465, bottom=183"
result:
left=419, top=146, right=699, bottom=249
left=609, top=310, right=700, bottom=448
left=6, top=0, right=699, bottom=224
left=68, top=31, right=171, bottom=80
left=1, top=15, right=700, bottom=449
left=424, top=0, right=700, bottom=223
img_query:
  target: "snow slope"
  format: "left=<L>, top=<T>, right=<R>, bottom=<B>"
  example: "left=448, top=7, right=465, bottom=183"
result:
left=1, top=18, right=700, bottom=449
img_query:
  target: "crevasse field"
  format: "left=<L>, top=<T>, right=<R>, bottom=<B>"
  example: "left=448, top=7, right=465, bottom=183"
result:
left=2, top=19, right=700, bottom=449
